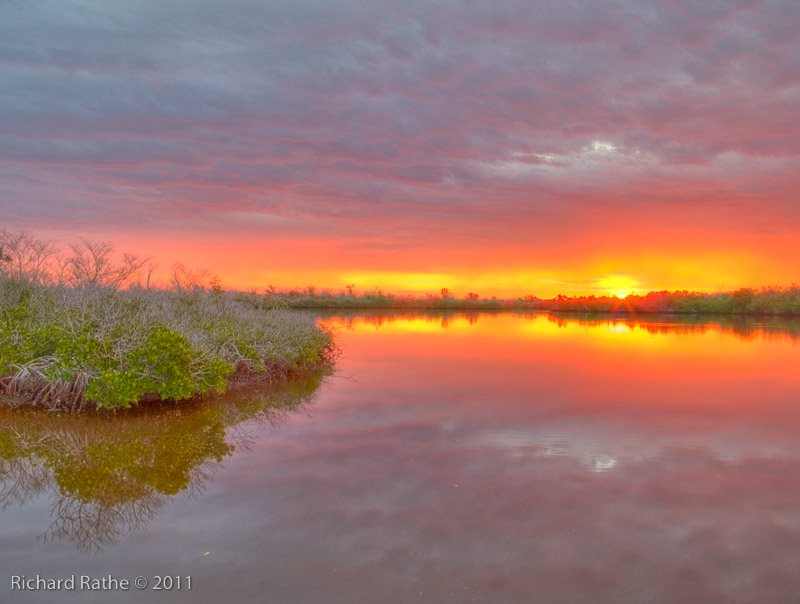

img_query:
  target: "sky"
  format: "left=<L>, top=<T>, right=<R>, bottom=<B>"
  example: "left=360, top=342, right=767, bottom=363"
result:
left=2, top=0, right=800, bottom=297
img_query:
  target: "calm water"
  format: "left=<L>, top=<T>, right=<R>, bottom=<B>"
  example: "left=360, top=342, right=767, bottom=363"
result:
left=3, top=312, right=800, bottom=603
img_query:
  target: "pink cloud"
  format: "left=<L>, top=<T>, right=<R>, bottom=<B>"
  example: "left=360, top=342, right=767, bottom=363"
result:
left=2, top=0, right=799, bottom=289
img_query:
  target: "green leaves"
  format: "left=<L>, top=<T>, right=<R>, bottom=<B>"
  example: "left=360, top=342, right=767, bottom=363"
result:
left=0, top=282, right=334, bottom=410
left=83, top=328, right=234, bottom=409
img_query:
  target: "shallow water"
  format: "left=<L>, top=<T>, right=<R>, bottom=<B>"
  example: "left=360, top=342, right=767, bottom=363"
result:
left=3, top=311, right=800, bottom=603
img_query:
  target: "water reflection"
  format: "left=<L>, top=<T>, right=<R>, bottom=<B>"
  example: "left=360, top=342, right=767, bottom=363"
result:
left=326, top=309, right=800, bottom=341
left=286, top=312, right=800, bottom=602
left=4, top=312, right=800, bottom=603
left=0, top=373, right=326, bottom=552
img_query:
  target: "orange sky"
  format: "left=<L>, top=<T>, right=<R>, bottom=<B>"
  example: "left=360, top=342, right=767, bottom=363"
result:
left=85, top=223, right=799, bottom=298
left=5, top=2, right=800, bottom=298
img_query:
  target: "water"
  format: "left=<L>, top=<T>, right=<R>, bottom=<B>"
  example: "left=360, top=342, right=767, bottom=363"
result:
left=3, top=312, right=800, bottom=603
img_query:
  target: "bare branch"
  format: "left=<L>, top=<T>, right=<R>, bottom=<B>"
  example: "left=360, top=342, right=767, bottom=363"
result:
left=63, top=239, right=150, bottom=290
left=0, top=229, right=58, bottom=284
left=169, top=263, right=210, bottom=293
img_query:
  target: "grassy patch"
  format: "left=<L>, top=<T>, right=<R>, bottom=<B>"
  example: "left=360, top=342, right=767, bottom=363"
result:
left=0, top=280, right=336, bottom=411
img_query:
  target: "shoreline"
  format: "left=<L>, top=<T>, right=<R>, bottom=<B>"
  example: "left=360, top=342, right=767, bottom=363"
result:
left=301, top=303, right=800, bottom=318
left=0, top=281, right=336, bottom=412
left=0, top=359, right=334, bottom=414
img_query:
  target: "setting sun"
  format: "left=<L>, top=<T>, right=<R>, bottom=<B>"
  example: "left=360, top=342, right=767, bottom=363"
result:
left=594, top=276, right=641, bottom=299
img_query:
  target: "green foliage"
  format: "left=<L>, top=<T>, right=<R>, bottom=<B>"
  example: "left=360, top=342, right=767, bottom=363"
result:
left=732, top=288, right=757, bottom=313
left=83, top=324, right=230, bottom=409
left=0, top=430, right=16, bottom=460
left=0, top=280, right=334, bottom=410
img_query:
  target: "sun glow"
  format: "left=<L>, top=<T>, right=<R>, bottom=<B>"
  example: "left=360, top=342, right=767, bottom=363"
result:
left=594, top=275, right=641, bottom=298
left=102, top=232, right=791, bottom=299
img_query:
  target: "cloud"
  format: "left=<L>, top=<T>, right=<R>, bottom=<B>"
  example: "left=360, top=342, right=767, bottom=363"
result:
left=1, top=0, right=799, bottom=277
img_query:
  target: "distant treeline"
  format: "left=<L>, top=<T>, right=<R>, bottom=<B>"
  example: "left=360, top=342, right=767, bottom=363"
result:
left=255, top=286, right=800, bottom=316
left=256, top=287, right=511, bottom=310
left=539, top=288, right=800, bottom=316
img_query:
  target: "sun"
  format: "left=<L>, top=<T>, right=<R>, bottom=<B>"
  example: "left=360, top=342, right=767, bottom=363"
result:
left=594, top=275, right=640, bottom=298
